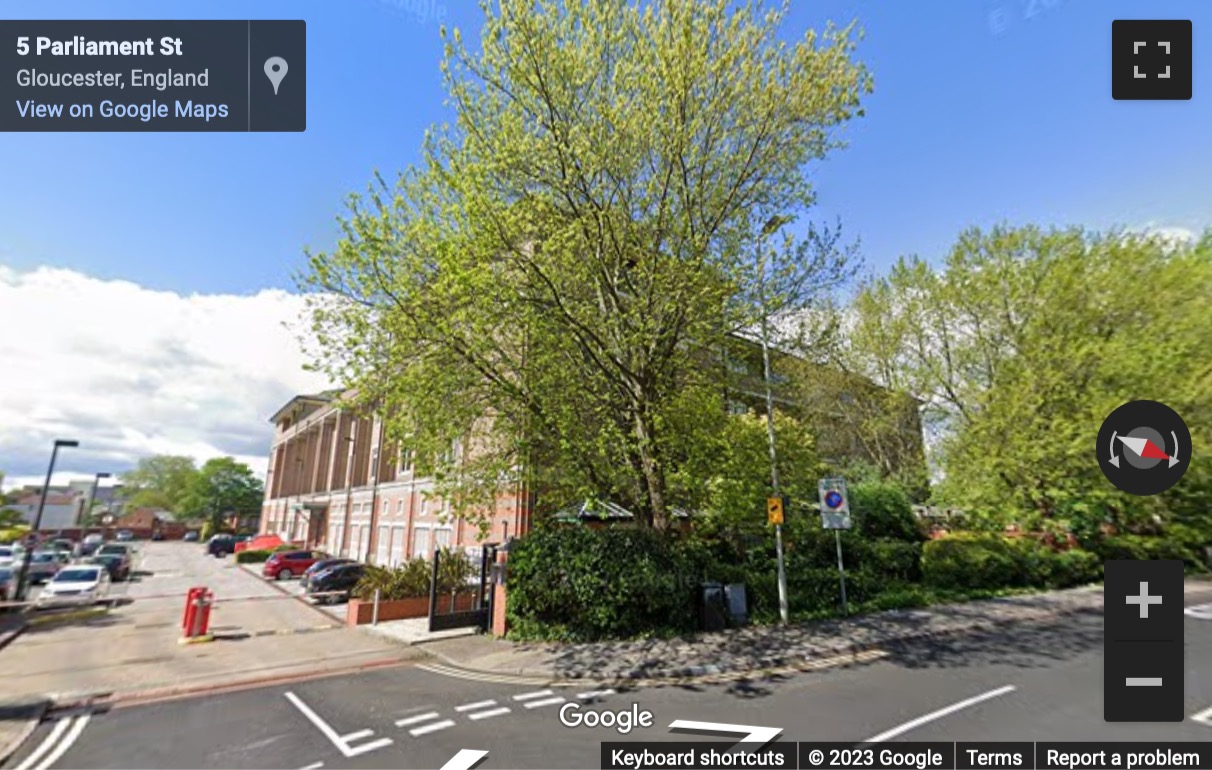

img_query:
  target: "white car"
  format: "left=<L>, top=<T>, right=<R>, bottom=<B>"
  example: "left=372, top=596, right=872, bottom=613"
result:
left=0, top=545, right=15, bottom=570
left=36, top=565, right=110, bottom=607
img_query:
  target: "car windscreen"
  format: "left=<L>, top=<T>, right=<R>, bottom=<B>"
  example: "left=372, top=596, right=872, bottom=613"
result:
left=0, top=568, right=12, bottom=580
left=54, top=568, right=101, bottom=582
left=32, top=553, right=56, bottom=562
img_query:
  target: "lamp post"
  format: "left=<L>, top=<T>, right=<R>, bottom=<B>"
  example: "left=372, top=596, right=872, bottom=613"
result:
left=758, top=215, right=793, bottom=625
left=81, top=471, right=111, bottom=532
left=16, top=439, right=78, bottom=601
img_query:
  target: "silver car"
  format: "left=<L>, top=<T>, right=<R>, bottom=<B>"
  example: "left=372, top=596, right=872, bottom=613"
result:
left=24, top=552, right=62, bottom=584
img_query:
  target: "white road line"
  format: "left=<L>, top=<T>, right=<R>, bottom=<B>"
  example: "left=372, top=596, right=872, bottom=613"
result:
left=524, top=696, right=566, bottom=709
left=298, top=763, right=325, bottom=770
left=512, top=689, right=555, bottom=701
left=1193, top=705, right=1212, bottom=726
left=14, top=718, right=73, bottom=770
left=346, top=738, right=394, bottom=757
left=416, top=663, right=550, bottom=685
left=284, top=691, right=392, bottom=758
left=577, top=689, right=615, bottom=699
left=410, top=719, right=456, bottom=736
left=395, top=711, right=441, bottom=727
left=862, top=685, right=1016, bottom=743
left=455, top=700, right=497, bottom=712
left=441, top=749, right=489, bottom=770
left=32, top=714, right=90, bottom=770
left=468, top=707, right=511, bottom=720
left=340, top=729, right=373, bottom=742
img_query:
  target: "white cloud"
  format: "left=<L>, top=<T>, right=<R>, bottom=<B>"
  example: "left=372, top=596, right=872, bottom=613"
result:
left=0, top=265, right=330, bottom=490
left=1134, top=223, right=1198, bottom=247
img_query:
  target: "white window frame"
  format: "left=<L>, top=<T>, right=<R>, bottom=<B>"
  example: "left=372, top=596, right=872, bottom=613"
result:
left=433, top=526, right=453, bottom=552
left=376, top=524, right=390, bottom=566
left=411, top=524, right=432, bottom=560
left=390, top=524, right=406, bottom=567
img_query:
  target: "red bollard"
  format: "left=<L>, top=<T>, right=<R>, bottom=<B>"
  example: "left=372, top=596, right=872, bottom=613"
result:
left=182, top=586, right=204, bottom=633
left=179, top=587, right=215, bottom=644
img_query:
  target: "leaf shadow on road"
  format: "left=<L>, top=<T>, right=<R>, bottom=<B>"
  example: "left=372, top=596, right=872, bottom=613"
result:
left=879, top=609, right=1104, bottom=671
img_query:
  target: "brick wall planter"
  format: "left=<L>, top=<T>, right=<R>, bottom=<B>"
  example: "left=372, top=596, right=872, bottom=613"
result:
left=346, top=592, right=479, bottom=626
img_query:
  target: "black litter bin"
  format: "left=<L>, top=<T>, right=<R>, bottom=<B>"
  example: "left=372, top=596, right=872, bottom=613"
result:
left=724, top=583, right=748, bottom=627
left=697, top=581, right=727, bottom=631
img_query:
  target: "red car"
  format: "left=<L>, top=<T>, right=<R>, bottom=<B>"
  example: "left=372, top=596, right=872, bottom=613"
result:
left=261, top=549, right=326, bottom=580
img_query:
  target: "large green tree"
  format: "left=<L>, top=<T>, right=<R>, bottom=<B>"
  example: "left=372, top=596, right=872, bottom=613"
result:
left=301, top=0, right=871, bottom=529
left=120, top=455, right=199, bottom=512
left=178, top=457, right=264, bottom=531
left=842, top=225, right=1212, bottom=537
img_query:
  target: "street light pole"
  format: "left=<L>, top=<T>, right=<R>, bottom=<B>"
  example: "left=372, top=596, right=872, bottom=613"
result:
left=758, top=216, right=792, bottom=625
left=81, top=471, right=111, bottom=532
left=16, top=439, right=79, bottom=601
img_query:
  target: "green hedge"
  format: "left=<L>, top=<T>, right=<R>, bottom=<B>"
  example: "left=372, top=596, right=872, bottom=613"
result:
left=1093, top=534, right=1206, bottom=571
left=922, top=534, right=1101, bottom=591
left=849, top=482, right=925, bottom=542
left=0, top=526, right=31, bottom=544
left=236, top=549, right=273, bottom=563
left=351, top=550, right=474, bottom=600
left=507, top=527, right=710, bottom=641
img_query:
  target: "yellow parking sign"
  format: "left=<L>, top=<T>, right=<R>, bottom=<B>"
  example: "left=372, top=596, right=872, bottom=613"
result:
left=766, top=496, right=784, bottom=525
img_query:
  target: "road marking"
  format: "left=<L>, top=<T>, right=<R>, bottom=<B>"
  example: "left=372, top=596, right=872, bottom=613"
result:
left=668, top=719, right=782, bottom=744
left=284, top=691, right=392, bottom=758
left=298, top=763, right=324, bottom=770
left=1185, top=603, right=1212, bottom=620
left=524, top=696, right=566, bottom=709
left=14, top=717, right=73, bottom=770
left=28, top=714, right=90, bottom=770
left=410, top=719, right=456, bottom=736
left=468, top=707, right=511, bottom=720
left=340, top=729, right=373, bottom=742
left=416, top=662, right=551, bottom=685
left=455, top=700, right=497, bottom=712
left=513, top=689, right=555, bottom=701
left=1192, top=706, right=1212, bottom=726
left=441, top=749, right=489, bottom=770
left=862, top=685, right=1017, bottom=743
left=395, top=711, right=441, bottom=726
left=577, top=689, right=616, bottom=699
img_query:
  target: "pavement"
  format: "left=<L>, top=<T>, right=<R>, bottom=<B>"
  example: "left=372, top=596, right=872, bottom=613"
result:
left=0, top=541, right=423, bottom=765
left=416, top=580, right=1212, bottom=683
left=4, top=589, right=1211, bottom=769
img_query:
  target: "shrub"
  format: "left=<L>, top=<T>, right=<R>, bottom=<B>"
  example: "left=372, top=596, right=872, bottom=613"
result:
left=1093, top=535, right=1205, bottom=572
left=0, top=525, right=31, bottom=544
left=866, top=540, right=924, bottom=583
left=1044, top=549, right=1102, bottom=588
left=236, top=549, right=272, bottom=563
left=199, top=521, right=214, bottom=541
left=849, top=481, right=924, bottom=542
left=273, top=543, right=301, bottom=552
left=922, top=533, right=1040, bottom=591
left=506, top=526, right=699, bottom=641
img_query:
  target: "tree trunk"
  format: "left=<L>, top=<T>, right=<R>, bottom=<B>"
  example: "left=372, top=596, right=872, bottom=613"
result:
left=632, top=410, right=669, bottom=530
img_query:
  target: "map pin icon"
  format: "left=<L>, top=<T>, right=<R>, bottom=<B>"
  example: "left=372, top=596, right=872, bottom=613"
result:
left=264, top=56, right=288, bottom=95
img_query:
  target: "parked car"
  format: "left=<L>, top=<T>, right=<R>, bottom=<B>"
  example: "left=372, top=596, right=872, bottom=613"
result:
left=262, top=549, right=326, bottom=581
left=206, top=534, right=238, bottom=557
left=306, top=563, right=365, bottom=604
left=36, top=565, right=110, bottom=608
left=25, top=552, right=62, bottom=584
left=96, top=543, right=133, bottom=558
left=301, top=558, right=355, bottom=590
left=183, top=531, right=199, bottom=542
left=115, top=530, right=134, bottom=542
left=151, top=530, right=165, bottom=541
left=79, top=534, right=105, bottom=556
left=88, top=553, right=131, bottom=581
left=0, top=545, right=16, bottom=570
left=0, top=567, right=14, bottom=603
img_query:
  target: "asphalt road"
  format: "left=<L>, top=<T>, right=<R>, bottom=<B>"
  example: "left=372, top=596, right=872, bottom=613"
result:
left=6, top=600, right=1212, bottom=770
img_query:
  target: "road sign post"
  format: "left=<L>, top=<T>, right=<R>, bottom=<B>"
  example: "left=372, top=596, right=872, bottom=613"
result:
left=818, top=478, right=852, bottom=615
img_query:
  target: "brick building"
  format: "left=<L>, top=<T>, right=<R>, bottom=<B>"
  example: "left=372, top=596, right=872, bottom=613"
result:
left=260, top=392, right=530, bottom=566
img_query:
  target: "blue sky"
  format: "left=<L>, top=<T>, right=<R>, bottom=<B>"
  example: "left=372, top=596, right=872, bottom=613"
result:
left=2, top=0, right=1210, bottom=487
left=2, top=0, right=1209, bottom=295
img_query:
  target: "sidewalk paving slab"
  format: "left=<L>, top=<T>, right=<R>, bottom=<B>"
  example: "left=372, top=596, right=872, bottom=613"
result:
left=418, top=583, right=1141, bottom=683
left=0, top=698, right=50, bottom=766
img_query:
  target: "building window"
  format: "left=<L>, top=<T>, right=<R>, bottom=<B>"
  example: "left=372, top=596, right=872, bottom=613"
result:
left=376, top=525, right=390, bottom=566
left=396, top=499, right=405, bottom=517
left=434, top=527, right=452, bottom=550
left=412, top=526, right=432, bottom=560
left=390, top=525, right=406, bottom=567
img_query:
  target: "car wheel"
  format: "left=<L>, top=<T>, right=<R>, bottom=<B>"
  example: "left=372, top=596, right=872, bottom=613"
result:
left=277, top=569, right=292, bottom=580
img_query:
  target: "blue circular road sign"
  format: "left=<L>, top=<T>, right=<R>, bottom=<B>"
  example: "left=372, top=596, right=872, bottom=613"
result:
left=824, top=490, right=844, bottom=509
